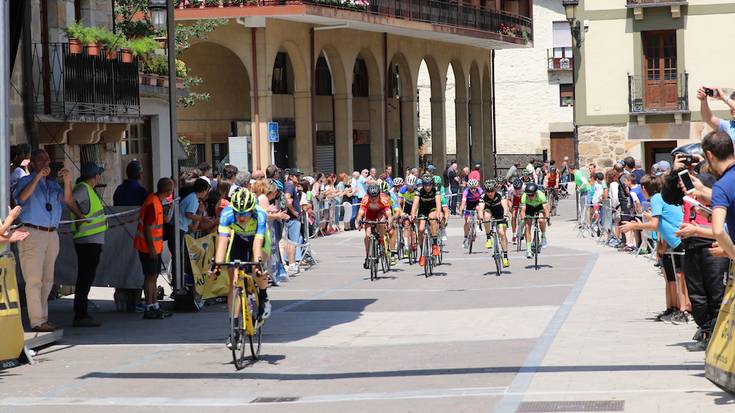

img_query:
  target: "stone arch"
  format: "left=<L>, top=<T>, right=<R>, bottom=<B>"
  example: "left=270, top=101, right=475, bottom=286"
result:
left=388, top=51, right=418, bottom=172
left=273, top=40, right=309, bottom=94
left=356, top=48, right=382, bottom=98
left=482, top=63, right=494, bottom=174
left=352, top=48, right=385, bottom=171
left=320, top=45, right=349, bottom=97
left=469, top=60, right=483, bottom=168
left=449, top=59, right=469, bottom=168
left=418, top=55, right=447, bottom=169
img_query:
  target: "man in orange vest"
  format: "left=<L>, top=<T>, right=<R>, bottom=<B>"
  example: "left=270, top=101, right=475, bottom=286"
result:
left=134, top=178, right=174, bottom=319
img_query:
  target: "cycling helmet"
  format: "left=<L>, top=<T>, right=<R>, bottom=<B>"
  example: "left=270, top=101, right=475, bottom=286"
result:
left=393, top=177, right=404, bottom=187
left=484, top=179, right=497, bottom=190
left=406, top=175, right=417, bottom=186
left=367, top=183, right=380, bottom=197
left=230, top=188, right=257, bottom=213
left=512, top=178, right=522, bottom=189
left=378, top=180, right=390, bottom=194
left=549, top=166, right=557, bottom=172
left=468, top=179, right=479, bottom=188
left=421, top=173, right=434, bottom=185
left=269, top=178, right=283, bottom=192
left=433, top=175, right=442, bottom=185
left=524, top=183, right=538, bottom=194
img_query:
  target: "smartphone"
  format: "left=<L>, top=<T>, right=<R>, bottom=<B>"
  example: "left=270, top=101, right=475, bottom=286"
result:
left=678, top=170, right=696, bottom=194
left=704, top=87, right=716, bottom=97
left=683, top=195, right=713, bottom=215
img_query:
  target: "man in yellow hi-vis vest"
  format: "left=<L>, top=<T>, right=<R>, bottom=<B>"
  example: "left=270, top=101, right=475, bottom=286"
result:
left=64, top=162, right=107, bottom=327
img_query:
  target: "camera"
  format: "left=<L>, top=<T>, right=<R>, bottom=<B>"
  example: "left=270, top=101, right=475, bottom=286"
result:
left=704, top=87, right=716, bottom=97
left=681, top=154, right=693, bottom=166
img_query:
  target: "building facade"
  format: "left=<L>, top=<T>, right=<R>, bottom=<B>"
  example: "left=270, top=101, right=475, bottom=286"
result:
left=175, top=0, right=534, bottom=175
left=572, top=0, right=734, bottom=170
left=493, top=0, right=575, bottom=168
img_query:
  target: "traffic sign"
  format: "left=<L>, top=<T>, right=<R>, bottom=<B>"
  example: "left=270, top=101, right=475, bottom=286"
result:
left=268, top=122, right=279, bottom=143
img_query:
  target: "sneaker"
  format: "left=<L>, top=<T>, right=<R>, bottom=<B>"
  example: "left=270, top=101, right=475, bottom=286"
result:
left=526, top=250, right=532, bottom=259
left=134, top=303, right=146, bottom=313
left=512, top=236, right=517, bottom=245
left=462, top=238, right=468, bottom=249
left=542, top=237, right=548, bottom=248
left=143, top=308, right=166, bottom=319
left=261, top=300, right=272, bottom=320
left=686, top=339, right=708, bottom=352
left=432, top=245, right=440, bottom=257
left=31, top=322, right=56, bottom=332
left=485, top=239, right=492, bottom=249
left=390, top=254, right=397, bottom=266
left=692, top=328, right=704, bottom=342
left=363, top=258, right=369, bottom=269
left=441, top=229, right=448, bottom=242
left=502, top=257, right=510, bottom=268
left=669, top=311, right=690, bottom=325
left=419, top=256, right=425, bottom=267
left=73, top=316, right=101, bottom=327
left=656, top=308, right=676, bottom=322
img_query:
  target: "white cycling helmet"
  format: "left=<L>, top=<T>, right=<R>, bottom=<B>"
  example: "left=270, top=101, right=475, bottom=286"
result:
left=393, top=177, right=404, bottom=186
left=406, top=175, right=417, bottom=186
left=468, top=179, right=479, bottom=188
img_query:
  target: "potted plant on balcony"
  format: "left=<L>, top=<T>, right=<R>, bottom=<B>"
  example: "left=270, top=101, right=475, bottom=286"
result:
left=64, top=22, right=86, bottom=55
left=84, top=27, right=103, bottom=56
left=99, top=30, right=125, bottom=60
left=129, top=37, right=159, bottom=57
left=176, top=59, right=188, bottom=88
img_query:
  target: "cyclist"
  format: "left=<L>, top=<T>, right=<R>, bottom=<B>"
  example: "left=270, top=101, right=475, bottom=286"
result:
left=410, top=173, right=442, bottom=266
left=433, top=175, right=450, bottom=241
left=390, top=177, right=406, bottom=262
left=519, top=182, right=551, bottom=259
left=508, top=178, right=523, bottom=244
left=356, top=183, right=393, bottom=270
left=545, top=164, right=560, bottom=201
left=211, top=188, right=271, bottom=347
left=399, top=175, right=418, bottom=216
left=460, top=178, right=484, bottom=249
left=379, top=179, right=399, bottom=266
left=479, top=179, right=510, bottom=267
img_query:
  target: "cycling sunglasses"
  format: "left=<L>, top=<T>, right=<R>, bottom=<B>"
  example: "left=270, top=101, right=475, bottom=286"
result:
left=234, top=211, right=252, bottom=218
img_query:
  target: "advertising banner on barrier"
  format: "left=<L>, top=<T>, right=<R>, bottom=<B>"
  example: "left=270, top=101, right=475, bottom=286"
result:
left=0, top=255, right=24, bottom=365
left=184, top=233, right=229, bottom=300
left=705, top=278, right=735, bottom=392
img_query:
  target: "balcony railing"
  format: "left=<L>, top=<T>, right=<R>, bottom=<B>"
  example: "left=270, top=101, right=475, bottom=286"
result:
left=547, top=47, right=573, bottom=71
left=628, top=72, right=688, bottom=114
left=32, top=43, right=140, bottom=121
left=626, top=0, right=687, bottom=7
left=179, top=0, right=533, bottom=43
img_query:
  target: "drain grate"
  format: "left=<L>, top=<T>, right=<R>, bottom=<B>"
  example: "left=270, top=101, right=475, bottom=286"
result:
left=517, top=400, right=624, bottom=412
left=251, top=397, right=300, bottom=404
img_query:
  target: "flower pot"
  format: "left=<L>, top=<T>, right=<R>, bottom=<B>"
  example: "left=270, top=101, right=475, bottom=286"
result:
left=176, top=77, right=185, bottom=89
left=147, top=75, right=158, bottom=86
left=86, top=42, right=100, bottom=56
left=104, top=48, right=118, bottom=60
left=121, top=48, right=133, bottom=63
left=160, top=76, right=170, bottom=88
left=68, top=38, right=83, bottom=55
left=218, top=0, right=224, bottom=7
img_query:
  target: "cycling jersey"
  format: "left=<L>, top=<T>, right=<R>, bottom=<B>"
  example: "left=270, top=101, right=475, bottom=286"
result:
left=360, top=194, right=391, bottom=221
left=399, top=186, right=417, bottom=204
left=416, top=187, right=438, bottom=216
left=546, top=171, right=558, bottom=188
left=438, top=185, right=448, bottom=207
left=521, top=191, right=547, bottom=207
left=218, top=205, right=270, bottom=260
left=482, top=191, right=504, bottom=208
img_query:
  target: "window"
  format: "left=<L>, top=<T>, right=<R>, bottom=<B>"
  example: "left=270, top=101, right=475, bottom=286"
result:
left=560, top=84, right=574, bottom=107
left=212, top=142, right=228, bottom=166
left=352, top=58, right=369, bottom=98
left=272, top=52, right=291, bottom=95
left=552, top=22, right=572, bottom=48
left=121, top=117, right=151, bottom=156
left=315, top=56, right=332, bottom=96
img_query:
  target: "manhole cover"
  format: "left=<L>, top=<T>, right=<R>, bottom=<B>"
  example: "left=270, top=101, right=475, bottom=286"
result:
left=251, top=397, right=300, bottom=403
left=517, top=400, right=624, bottom=412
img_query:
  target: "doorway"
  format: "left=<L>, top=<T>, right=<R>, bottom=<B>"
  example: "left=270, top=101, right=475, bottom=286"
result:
left=549, top=132, right=574, bottom=165
left=643, top=140, right=676, bottom=173
left=642, top=31, right=678, bottom=111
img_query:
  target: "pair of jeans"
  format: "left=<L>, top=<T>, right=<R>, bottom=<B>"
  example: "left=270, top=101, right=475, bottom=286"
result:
left=683, top=237, right=729, bottom=334
left=73, top=243, right=102, bottom=320
left=350, top=196, right=360, bottom=228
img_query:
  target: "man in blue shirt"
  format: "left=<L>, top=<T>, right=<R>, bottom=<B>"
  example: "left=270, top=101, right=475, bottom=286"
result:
left=698, top=86, right=735, bottom=140
left=113, top=160, right=148, bottom=207
left=704, top=131, right=735, bottom=260
left=283, top=170, right=302, bottom=275
left=13, top=149, right=74, bottom=332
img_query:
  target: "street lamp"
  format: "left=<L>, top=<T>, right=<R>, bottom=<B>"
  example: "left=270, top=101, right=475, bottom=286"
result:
left=148, top=0, right=184, bottom=305
left=562, top=0, right=582, bottom=45
left=562, top=0, right=581, bottom=221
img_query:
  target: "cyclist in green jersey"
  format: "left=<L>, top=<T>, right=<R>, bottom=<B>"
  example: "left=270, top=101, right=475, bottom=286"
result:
left=519, top=183, right=550, bottom=259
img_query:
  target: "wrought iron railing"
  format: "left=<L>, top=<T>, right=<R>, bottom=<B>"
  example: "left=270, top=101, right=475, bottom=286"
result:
left=628, top=72, right=688, bottom=113
left=626, top=0, right=687, bottom=6
left=183, top=0, right=533, bottom=42
left=547, top=47, right=573, bottom=71
left=31, top=43, right=140, bottom=120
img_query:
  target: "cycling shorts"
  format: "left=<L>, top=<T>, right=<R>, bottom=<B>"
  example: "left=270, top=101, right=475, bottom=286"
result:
left=464, top=200, right=480, bottom=216
left=365, top=210, right=389, bottom=222
left=486, top=205, right=507, bottom=226
left=229, top=233, right=254, bottom=263
left=524, top=204, right=543, bottom=218
left=418, top=203, right=436, bottom=218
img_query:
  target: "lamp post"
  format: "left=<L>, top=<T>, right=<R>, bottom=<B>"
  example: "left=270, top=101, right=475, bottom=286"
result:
left=563, top=0, right=581, bottom=222
left=149, top=0, right=184, bottom=302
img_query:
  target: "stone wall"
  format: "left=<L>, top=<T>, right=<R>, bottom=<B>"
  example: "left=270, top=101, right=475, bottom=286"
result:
left=577, top=124, right=627, bottom=168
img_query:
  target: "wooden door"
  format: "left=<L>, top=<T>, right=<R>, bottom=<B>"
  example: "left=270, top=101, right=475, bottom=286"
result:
left=121, top=117, right=153, bottom=192
left=643, top=31, right=678, bottom=110
left=550, top=132, right=574, bottom=165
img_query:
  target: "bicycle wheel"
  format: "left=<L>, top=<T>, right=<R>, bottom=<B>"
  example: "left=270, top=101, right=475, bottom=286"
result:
left=438, top=236, right=444, bottom=265
left=409, top=227, right=418, bottom=265
left=247, top=291, right=262, bottom=361
left=423, top=233, right=431, bottom=278
left=468, top=221, right=475, bottom=254
left=533, top=226, right=539, bottom=270
left=380, top=241, right=389, bottom=274
left=493, top=236, right=502, bottom=276
left=396, top=225, right=405, bottom=261
left=230, top=288, right=248, bottom=370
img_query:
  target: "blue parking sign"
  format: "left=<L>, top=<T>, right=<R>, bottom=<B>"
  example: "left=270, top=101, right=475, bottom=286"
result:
left=268, top=122, right=279, bottom=143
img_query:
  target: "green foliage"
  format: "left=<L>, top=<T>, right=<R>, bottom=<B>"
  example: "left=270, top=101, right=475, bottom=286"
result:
left=97, top=30, right=126, bottom=49
left=176, top=59, right=188, bottom=78
left=205, top=0, right=220, bottom=6
left=128, top=36, right=159, bottom=56
left=63, top=22, right=87, bottom=41
left=140, top=55, right=189, bottom=78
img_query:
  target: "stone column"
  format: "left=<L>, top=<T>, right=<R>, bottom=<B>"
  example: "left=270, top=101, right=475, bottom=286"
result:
left=255, top=92, right=273, bottom=170
left=369, top=95, right=386, bottom=170
left=455, top=97, right=469, bottom=167
left=469, top=98, right=484, bottom=167
left=482, top=100, right=495, bottom=175
left=334, top=93, right=354, bottom=173
left=430, top=96, right=447, bottom=169
left=294, top=91, right=313, bottom=172
left=401, top=96, right=419, bottom=169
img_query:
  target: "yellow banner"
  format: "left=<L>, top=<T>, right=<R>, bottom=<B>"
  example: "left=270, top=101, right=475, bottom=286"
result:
left=705, top=278, right=735, bottom=392
left=185, top=233, right=230, bottom=300
left=0, top=255, right=24, bottom=363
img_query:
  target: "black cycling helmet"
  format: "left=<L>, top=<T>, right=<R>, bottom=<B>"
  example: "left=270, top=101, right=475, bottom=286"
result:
left=512, top=178, right=522, bottom=189
left=524, top=183, right=538, bottom=194
left=484, top=179, right=497, bottom=190
left=421, top=173, right=434, bottom=185
left=367, top=183, right=380, bottom=197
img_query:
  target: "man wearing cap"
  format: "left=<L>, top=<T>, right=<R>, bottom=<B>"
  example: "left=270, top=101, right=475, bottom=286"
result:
left=653, top=160, right=671, bottom=176
left=14, top=149, right=75, bottom=332
left=65, top=162, right=108, bottom=327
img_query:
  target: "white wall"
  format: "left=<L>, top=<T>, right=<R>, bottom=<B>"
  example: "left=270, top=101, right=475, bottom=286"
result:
left=141, top=97, right=172, bottom=184
left=417, top=61, right=457, bottom=157
left=493, top=0, right=574, bottom=154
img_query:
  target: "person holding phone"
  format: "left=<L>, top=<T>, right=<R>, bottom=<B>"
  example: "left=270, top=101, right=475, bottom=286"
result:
left=698, top=86, right=735, bottom=140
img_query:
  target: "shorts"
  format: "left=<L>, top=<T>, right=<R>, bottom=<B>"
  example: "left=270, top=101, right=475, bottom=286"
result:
left=418, top=203, right=436, bottom=218
left=662, top=244, right=685, bottom=282
left=403, top=202, right=413, bottom=215
left=486, top=205, right=507, bottom=226
left=285, top=218, right=301, bottom=245
left=463, top=200, right=480, bottom=216
left=138, top=251, right=161, bottom=276
left=230, top=234, right=254, bottom=262
left=524, top=204, right=543, bottom=218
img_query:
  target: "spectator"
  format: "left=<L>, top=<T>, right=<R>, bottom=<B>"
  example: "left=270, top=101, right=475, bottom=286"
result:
left=653, top=160, right=671, bottom=176
left=384, top=165, right=393, bottom=187
left=10, top=143, right=31, bottom=195
left=134, top=178, right=174, bottom=319
left=198, top=162, right=212, bottom=187
left=560, top=157, right=570, bottom=188
left=591, top=172, right=605, bottom=221
left=698, top=86, right=735, bottom=140
left=469, top=163, right=481, bottom=181
left=229, top=170, right=252, bottom=198
left=350, top=171, right=367, bottom=229
left=0, top=206, right=28, bottom=244
left=506, top=162, right=519, bottom=180
left=65, top=162, right=110, bottom=327
left=221, top=164, right=239, bottom=182
left=283, top=170, right=303, bottom=275
left=252, top=169, right=265, bottom=181
left=369, top=168, right=377, bottom=180
left=446, top=162, right=460, bottom=214
left=13, top=149, right=74, bottom=332
left=705, top=131, right=735, bottom=259
left=632, top=159, right=645, bottom=184
left=525, top=159, right=535, bottom=175
left=113, top=160, right=148, bottom=207
left=179, top=179, right=214, bottom=280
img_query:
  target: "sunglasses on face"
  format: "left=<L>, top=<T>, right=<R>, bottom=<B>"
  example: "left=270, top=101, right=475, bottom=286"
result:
left=235, top=211, right=252, bottom=218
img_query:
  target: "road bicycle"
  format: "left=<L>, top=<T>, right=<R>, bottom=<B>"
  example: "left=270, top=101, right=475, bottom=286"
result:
left=466, top=210, right=478, bottom=254
left=525, top=215, right=547, bottom=270
left=547, top=188, right=559, bottom=217
left=515, top=210, right=525, bottom=252
left=483, top=218, right=506, bottom=276
left=416, top=216, right=440, bottom=277
left=363, top=220, right=390, bottom=281
left=210, top=259, right=267, bottom=370
left=396, top=215, right=417, bottom=264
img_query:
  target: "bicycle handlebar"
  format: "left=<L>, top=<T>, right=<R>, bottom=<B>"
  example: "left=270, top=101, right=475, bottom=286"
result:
left=209, top=258, right=266, bottom=277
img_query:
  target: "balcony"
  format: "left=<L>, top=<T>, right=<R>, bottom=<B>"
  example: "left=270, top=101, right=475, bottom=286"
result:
left=547, top=47, right=572, bottom=72
left=175, top=0, right=533, bottom=48
left=626, top=0, right=686, bottom=19
left=31, top=43, right=141, bottom=122
left=628, top=72, right=689, bottom=122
